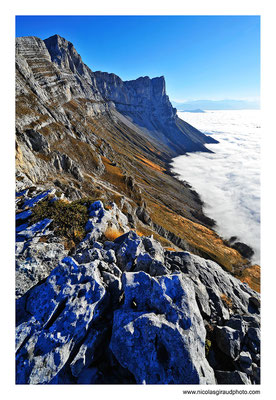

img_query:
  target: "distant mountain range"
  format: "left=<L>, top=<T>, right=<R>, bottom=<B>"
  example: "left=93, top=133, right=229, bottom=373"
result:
left=172, top=99, right=260, bottom=111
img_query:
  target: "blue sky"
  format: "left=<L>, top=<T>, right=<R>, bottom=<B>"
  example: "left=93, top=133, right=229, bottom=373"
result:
left=16, top=15, right=260, bottom=102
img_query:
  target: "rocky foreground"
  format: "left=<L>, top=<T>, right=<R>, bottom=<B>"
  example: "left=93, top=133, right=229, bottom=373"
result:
left=16, top=188, right=260, bottom=385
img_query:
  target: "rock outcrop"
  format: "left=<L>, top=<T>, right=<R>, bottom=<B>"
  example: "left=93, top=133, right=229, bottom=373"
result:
left=15, top=191, right=260, bottom=385
left=110, top=271, right=215, bottom=384
left=16, top=187, right=68, bottom=298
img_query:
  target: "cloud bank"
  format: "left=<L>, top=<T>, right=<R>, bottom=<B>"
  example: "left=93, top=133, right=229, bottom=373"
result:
left=172, top=110, right=261, bottom=264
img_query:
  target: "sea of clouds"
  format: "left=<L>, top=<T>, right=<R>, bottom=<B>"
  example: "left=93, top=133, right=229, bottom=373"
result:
left=171, top=110, right=261, bottom=264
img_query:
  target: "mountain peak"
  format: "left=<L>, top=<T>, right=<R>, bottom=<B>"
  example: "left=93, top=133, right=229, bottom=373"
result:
left=44, top=33, right=72, bottom=45
left=17, top=34, right=217, bottom=155
left=44, top=34, right=88, bottom=76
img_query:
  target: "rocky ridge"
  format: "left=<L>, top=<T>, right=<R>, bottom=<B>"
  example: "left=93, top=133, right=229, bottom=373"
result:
left=15, top=34, right=260, bottom=385
left=16, top=188, right=260, bottom=384
left=15, top=34, right=256, bottom=280
left=43, top=34, right=218, bottom=154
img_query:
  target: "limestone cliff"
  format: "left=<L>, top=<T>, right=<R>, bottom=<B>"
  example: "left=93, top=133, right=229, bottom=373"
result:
left=17, top=34, right=217, bottom=156
left=16, top=33, right=259, bottom=278
left=43, top=34, right=217, bottom=154
left=15, top=34, right=260, bottom=385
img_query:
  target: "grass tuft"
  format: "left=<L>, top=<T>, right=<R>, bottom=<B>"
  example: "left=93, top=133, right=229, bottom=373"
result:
left=220, top=293, right=233, bottom=310
left=165, top=247, right=176, bottom=252
left=104, top=226, right=124, bottom=241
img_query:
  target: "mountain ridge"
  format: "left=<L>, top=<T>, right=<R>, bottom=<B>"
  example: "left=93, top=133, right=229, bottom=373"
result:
left=15, top=34, right=258, bottom=276
left=19, top=34, right=218, bottom=155
left=15, top=33, right=260, bottom=385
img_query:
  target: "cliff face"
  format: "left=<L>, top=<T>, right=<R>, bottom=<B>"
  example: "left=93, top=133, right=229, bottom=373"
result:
left=15, top=33, right=259, bottom=274
left=16, top=35, right=104, bottom=109
left=93, top=71, right=217, bottom=153
left=15, top=34, right=260, bottom=385
left=93, top=72, right=176, bottom=121
left=25, top=34, right=217, bottom=154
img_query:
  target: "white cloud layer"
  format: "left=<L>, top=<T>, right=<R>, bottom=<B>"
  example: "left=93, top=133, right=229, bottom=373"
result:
left=172, top=110, right=261, bottom=264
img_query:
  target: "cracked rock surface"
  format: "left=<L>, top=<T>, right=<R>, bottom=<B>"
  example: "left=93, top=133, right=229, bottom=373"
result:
left=15, top=189, right=260, bottom=384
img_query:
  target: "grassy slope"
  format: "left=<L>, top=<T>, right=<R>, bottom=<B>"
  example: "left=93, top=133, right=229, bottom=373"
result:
left=16, top=92, right=260, bottom=292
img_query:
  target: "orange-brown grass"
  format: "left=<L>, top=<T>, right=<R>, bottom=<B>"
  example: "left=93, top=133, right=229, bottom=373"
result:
left=220, top=293, right=233, bottom=310
left=63, top=239, right=76, bottom=251
left=101, top=156, right=126, bottom=192
left=146, top=198, right=249, bottom=276
left=38, top=236, right=48, bottom=243
left=104, top=226, right=124, bottom=241
left=136, top=155, right=165, bottom=172
left=63, top=99, right=80, bottom=112
left=240, top=264, right=260, bottom=293
left=77, top=98, right=101, bottom=106
left=165, top=247, right=177, bottom=252
left=35, top=153, right=51, bottom=162
left=146, top=145, right=162, bottom=156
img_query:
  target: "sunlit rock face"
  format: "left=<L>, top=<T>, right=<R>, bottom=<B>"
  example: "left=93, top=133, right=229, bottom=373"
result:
left=16, top=35, right=103, bottom=106
left=16, top=34, right=216, bottom=157
left=110, top=271, right=216, bottom=384
left=15, top=192, right=260, bottom=385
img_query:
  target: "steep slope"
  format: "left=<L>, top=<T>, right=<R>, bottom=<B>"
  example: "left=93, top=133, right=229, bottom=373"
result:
left=15, top=34, right=261, bottom=386
left=43, top=34, right=217, bottom=155
left=92, top=72, right=217, bottom=154
left=16, top=34, right=257, bottom=285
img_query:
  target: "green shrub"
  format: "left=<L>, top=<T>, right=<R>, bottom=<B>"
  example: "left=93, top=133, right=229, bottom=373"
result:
left=31, top=199, right=90, bottom=245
